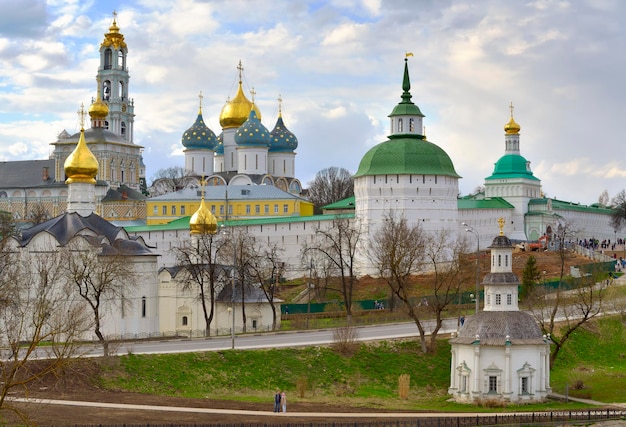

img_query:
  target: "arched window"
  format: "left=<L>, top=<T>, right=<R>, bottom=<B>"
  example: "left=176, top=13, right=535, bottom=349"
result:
left=409, top=118, right=415, bottom=132
left=104, top=49, right=112, bottom=70
left=397, top=118, right=403, bottom=132
left=141, top=296, right=146, bottom=317
left=119, top=81, right=124, bottom=100
left=182, top=316, right=188, bottom=326
left=118, top=50, right=124, bottom=69
left=104, top=120, right=109, bottom=130
left=103, top=81, right=111, bottom=100
left=121, top=122, right=126, bottom=135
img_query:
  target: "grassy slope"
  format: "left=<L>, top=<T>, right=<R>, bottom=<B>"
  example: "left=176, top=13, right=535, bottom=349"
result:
left=550, top=315, right=626, bottom=402
left=99, top=316, right=625, bottom=411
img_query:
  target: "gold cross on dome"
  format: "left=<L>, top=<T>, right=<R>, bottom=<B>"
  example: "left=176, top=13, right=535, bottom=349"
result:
left=237, top=60, right=243, bottom=83
left=498, top=217, right=505, bottom=235
left=77, top=103, right=86, bottom=129
left=509, top=101, right=514, bottom=117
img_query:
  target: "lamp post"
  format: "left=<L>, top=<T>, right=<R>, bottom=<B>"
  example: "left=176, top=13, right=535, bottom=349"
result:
left=231, top=246, right=236, bottom=349
left=463, top=223, right=480, bottom=314
left=306, top=259, right=313, bottom=329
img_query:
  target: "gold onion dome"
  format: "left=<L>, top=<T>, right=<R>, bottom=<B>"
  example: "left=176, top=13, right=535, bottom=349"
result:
left=219, top=82, right=261, bottom=129
left=64, top=128, right=99, bottom=184
left=189, top=197, right=218, bottom=235
left=504, top=104, right=521, bottom=135
left=89, top=97, right=109, bottom=119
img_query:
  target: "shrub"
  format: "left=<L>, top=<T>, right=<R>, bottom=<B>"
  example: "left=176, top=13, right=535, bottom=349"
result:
left=331, top=325, right=360, bottom=356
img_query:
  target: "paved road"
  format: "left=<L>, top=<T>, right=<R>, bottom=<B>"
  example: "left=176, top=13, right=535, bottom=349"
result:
left=80, top=317, right=461, bottom=357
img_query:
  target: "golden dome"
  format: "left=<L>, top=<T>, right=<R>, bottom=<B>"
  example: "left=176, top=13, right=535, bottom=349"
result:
left=190, top=197, right=218, bottom=235
left=504, top=102, right=521, bottom=134
left=219, top=82, right=262, bottom=129
left=89, top=98, right=109, bottom=119
left=504, top=116, right=521, bottom=134
left=64, top=128, right=99, bottom=185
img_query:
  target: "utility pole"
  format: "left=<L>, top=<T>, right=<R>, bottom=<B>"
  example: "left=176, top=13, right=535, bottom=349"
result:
left=463, top=223, right=480, bottom=314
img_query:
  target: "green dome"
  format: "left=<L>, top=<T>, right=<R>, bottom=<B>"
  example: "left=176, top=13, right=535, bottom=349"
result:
left=486, top=154, right=539, bottom=181
left=354, top=135, right=460, bottom=178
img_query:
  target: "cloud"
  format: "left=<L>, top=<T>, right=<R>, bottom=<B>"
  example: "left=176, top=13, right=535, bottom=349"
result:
left=0, top=0, right=47, bottom=38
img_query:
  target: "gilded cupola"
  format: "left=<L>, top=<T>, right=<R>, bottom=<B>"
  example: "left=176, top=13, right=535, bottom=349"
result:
left=504, top=103, right=521, bottom=135
left=89, top=78, right=109, bottom=120
left=189, top=184, right=218, bottom=235
left=101, top=12, right=127, bottom=50
left=64, top=106, right=99, bottom=185
left=219, top=61, right=261, bottom=129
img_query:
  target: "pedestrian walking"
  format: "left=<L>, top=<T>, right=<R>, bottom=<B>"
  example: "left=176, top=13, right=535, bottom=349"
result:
left=281, top=391, right=287, bottom=412
left=273, top=390, right=281, bottom=412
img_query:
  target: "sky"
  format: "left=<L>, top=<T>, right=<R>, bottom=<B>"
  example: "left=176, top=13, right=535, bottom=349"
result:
left=0, top=0, right=625, bottom=206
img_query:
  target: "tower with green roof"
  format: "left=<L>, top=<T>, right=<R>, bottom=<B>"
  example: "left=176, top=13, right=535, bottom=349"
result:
left=354, top=57, right=461, bottom=249
left=484, top=105, right=541, bottom=240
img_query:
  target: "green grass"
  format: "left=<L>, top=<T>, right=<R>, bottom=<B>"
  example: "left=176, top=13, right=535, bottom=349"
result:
left=550, top=315, right=626, bottom=402
left=98, top=316, right=626, bottom=411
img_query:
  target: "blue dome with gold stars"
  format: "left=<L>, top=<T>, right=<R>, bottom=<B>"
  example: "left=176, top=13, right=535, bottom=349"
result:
left=235, top=110, right=270, bottom=147
left=269, top=114, right=298, bottom=152
left=215, top=132, right=224, bottom=155
left=182, top=109, right=217, bottom=150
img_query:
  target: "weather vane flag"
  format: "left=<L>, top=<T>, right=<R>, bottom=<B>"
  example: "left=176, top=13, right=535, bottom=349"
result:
left=405, top=52, right=414, bottom=57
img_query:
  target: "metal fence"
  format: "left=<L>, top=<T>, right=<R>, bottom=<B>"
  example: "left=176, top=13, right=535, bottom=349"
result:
left=42, top=409, right=626, bottom=427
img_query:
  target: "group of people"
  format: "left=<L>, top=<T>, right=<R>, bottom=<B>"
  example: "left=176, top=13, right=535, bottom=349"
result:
left=273, top=390, right=287, bottom=413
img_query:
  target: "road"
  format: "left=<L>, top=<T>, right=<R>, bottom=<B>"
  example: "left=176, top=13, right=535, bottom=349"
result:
left=77, top=317, right=461, bottom=357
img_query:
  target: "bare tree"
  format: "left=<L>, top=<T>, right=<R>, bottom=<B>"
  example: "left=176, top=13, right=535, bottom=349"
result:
left=526, top=220, right=604, bottom=365
left=171, top=233, right=228, bottom=336
left=246, top=241, right=285, bottom=331
left=149, top=166, right=195, bottom=196
left=307, top=167, right=354, bottom=214
left=305, top=216, right=362, bottom=323
left=598, top=189, right=610, bottom=207
left=0, top=210, right=16, bottom=240
left=63, top=238, right=137, bottom=355
left=220, top=229, right=259, bottom=333
left=0, top=247, right=91, bottom=422
left=368, top=213, right=469, bottom=353
left=610, top=189, right=626, bottom=231
left=28, top=202, right=50, bottom=225
left=421, top=230, right=471, bottom=352
left=526, top=265, right=605, bottom=365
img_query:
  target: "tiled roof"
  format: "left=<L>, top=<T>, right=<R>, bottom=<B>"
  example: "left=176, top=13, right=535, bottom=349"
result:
left=457, top=197, right=514, bottom=210
left=125, top=212, right=355, bottom=232
left=0, top=159, right=60, bottom=188
left=451, top=311, right=546, bottom=345
left=150, top=184, right=305, bottom=202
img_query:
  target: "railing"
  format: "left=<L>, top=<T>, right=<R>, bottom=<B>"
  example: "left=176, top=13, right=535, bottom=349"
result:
left=40, top=409, right=626, bottom=427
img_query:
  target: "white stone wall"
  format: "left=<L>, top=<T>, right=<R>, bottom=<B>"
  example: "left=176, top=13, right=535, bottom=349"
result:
left=450, top=342, right=551, bottom=403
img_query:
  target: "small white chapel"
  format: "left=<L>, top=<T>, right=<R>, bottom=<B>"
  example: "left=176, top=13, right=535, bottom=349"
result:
left=448, top=218, right=551, bottom=403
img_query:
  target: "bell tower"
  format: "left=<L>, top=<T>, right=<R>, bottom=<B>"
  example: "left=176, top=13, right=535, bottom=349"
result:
left=98, top=11, right=134, bottom=143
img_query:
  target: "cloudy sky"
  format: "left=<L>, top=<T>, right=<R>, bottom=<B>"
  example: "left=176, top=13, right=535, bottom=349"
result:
left=1, top=0, right=625, bottom=205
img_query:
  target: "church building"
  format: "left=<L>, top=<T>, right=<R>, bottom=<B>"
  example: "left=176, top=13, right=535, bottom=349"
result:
left=448, top=219, right=551, bottom=403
